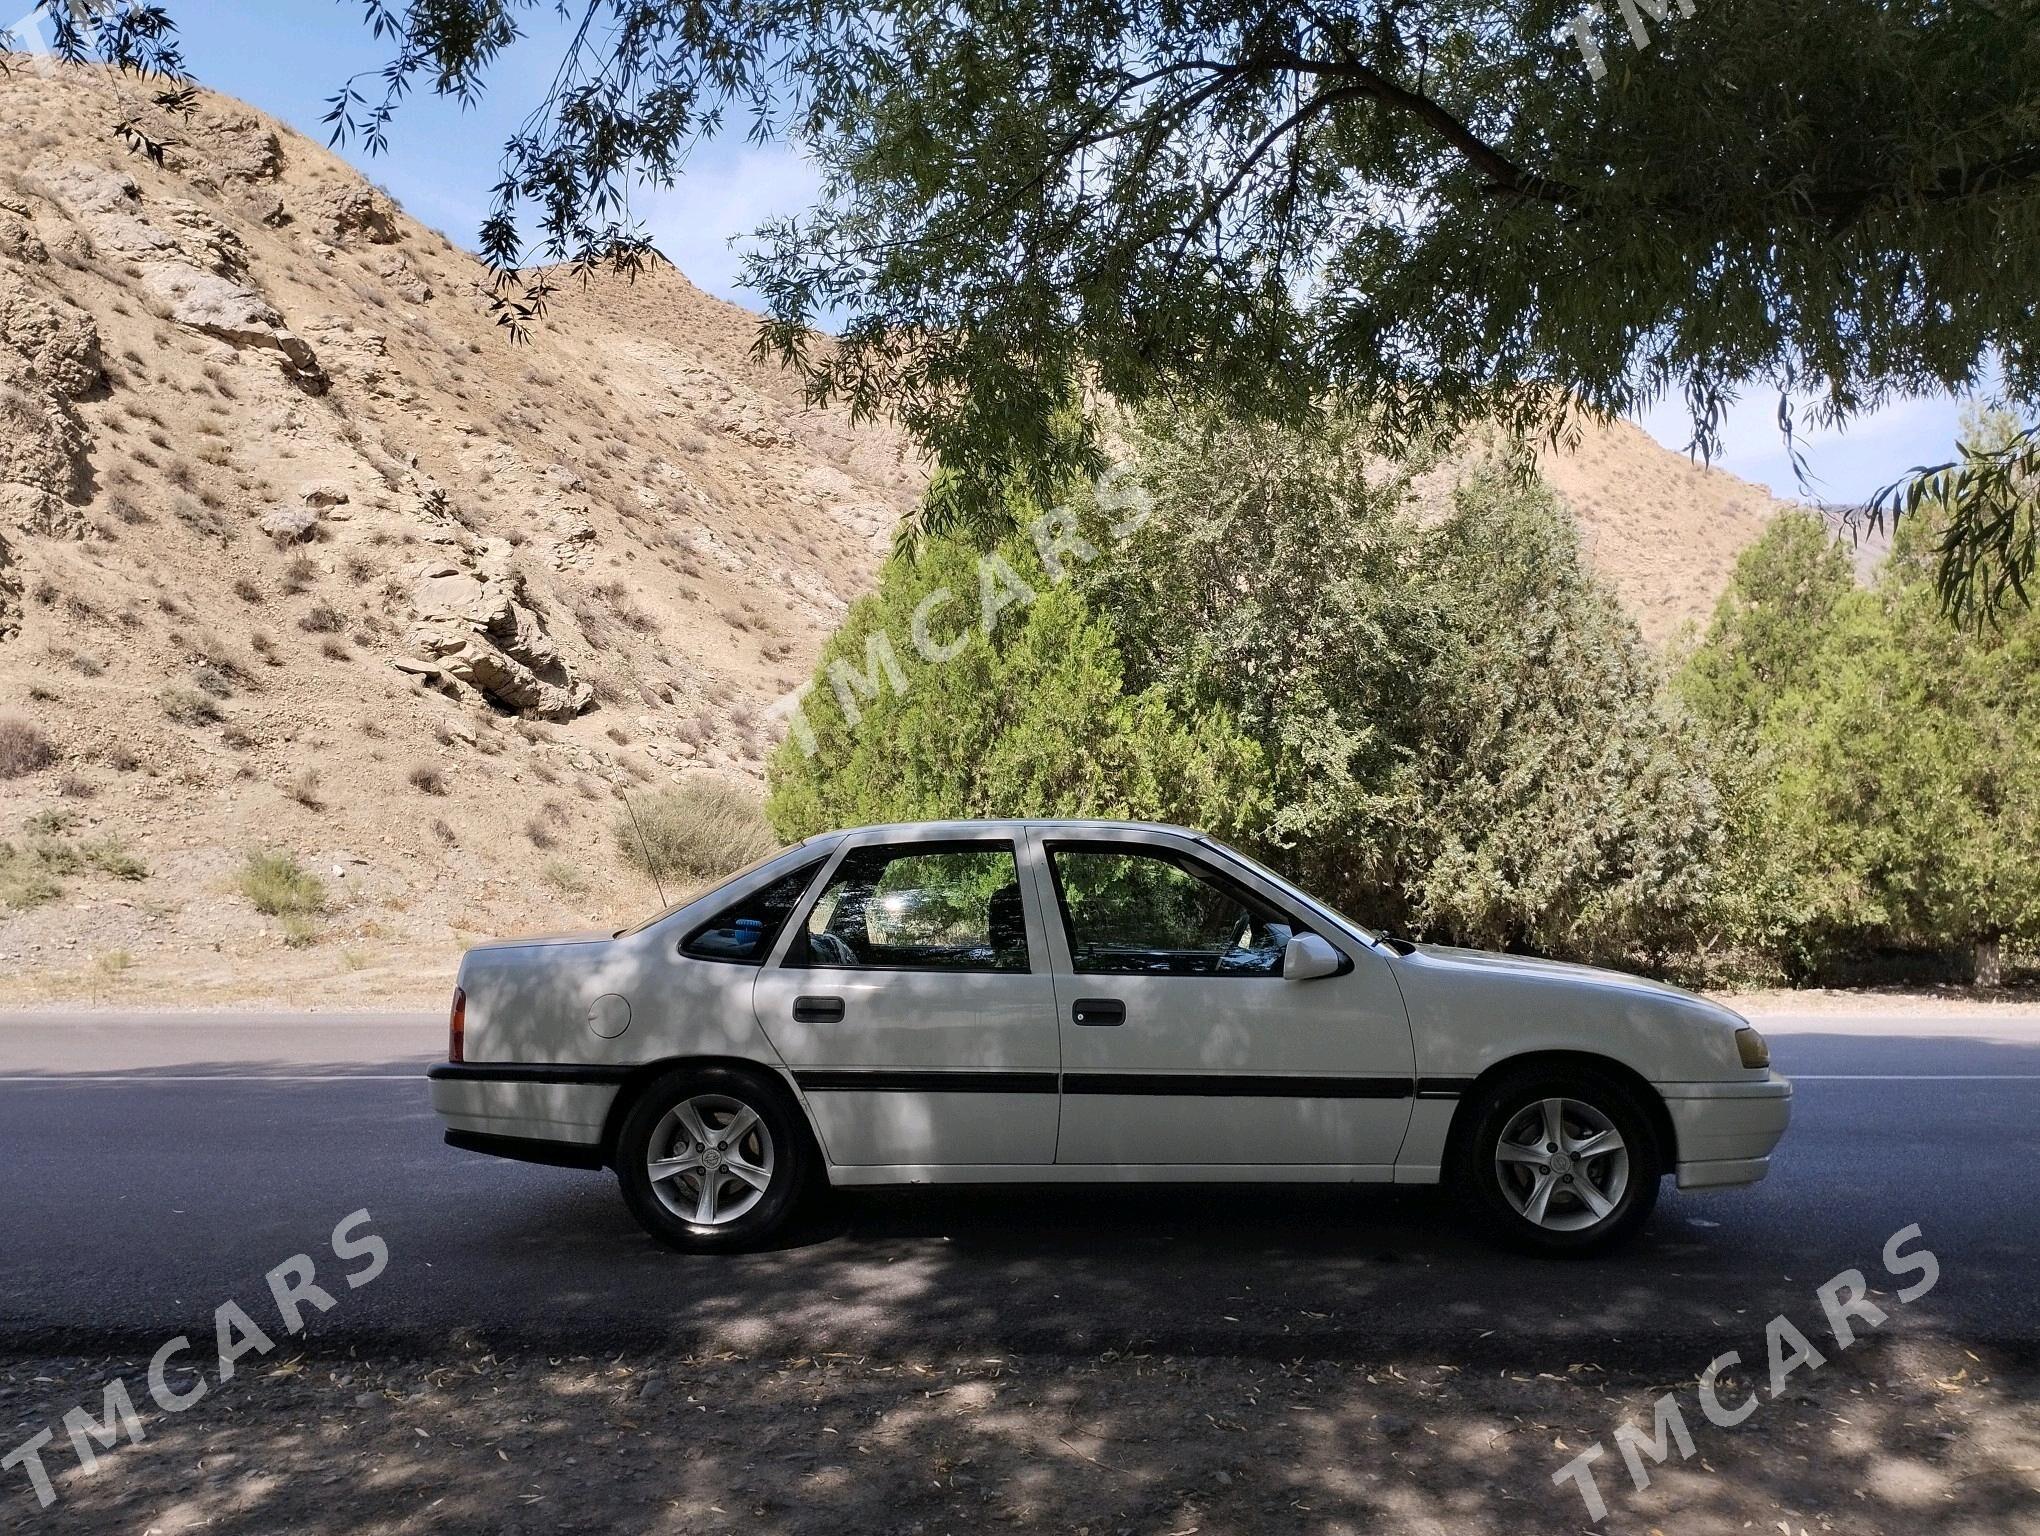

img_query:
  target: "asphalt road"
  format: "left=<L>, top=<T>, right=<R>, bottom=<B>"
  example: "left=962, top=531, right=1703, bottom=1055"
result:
left=3, top=1009, right=2037, bottom=1366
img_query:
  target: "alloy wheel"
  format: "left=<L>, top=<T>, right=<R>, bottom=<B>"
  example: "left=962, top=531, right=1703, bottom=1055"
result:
left=645, top=1093, right=776, bottom=1226
left=1492, top=1096, right=1629, bottom=1232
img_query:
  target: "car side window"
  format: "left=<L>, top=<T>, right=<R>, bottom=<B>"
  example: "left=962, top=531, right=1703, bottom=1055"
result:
left=794, top=843, right=1029, bottom=972
left=680, top=860, right=823, bottom=964
left=1048, top=844, right=1298, bottom=977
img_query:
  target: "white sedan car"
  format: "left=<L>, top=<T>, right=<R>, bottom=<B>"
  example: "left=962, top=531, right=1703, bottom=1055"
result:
left=430, top=820, right=1790, bottom=1254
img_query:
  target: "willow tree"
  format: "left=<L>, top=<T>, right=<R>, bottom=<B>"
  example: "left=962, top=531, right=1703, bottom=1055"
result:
left=40, top=0, right=2040, bottom=612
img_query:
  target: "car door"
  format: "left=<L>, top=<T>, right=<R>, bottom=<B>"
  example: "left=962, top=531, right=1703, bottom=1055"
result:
left=1031, top=829, right=1416, bottom=1170
left=752, top=832, right=1061, bottom=1168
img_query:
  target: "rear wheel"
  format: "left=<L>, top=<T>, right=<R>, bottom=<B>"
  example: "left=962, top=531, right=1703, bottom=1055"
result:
left=1455, top=1067, right=1663, bottom=1255
left=614, top=1066, right=808, bottom=1252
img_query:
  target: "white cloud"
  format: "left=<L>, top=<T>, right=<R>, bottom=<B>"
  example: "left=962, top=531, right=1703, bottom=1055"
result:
left=636, top=144, right=826, bottom=305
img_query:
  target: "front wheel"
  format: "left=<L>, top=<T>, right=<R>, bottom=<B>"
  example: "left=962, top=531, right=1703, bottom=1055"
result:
left=1455, top=1069, right=1663, bottom=1255
left=614, top=1066, right=809, bottom=1252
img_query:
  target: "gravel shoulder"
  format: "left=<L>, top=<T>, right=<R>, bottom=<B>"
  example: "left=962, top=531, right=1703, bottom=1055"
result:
left=1716, top=986, right=2040, bottom=1018
left=5, top=1336, right=2035, bottom=1535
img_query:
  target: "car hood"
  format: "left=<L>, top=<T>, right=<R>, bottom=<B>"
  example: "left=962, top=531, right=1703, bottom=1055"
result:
left=463, top=929, right=615, bottom=953
left=1408, top=942, right=1711, bottom=1007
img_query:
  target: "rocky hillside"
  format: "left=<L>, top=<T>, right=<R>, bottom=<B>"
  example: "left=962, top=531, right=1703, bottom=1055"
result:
left=0, top=66, right=918, bottom=1003
left=1537, top=418, right=1786, bottom=645
left=0, top=68, right=1784, bottom=1005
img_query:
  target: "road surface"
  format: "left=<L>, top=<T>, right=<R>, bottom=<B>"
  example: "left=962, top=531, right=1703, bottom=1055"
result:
left=3, top=1008, right=2036, bottom=1366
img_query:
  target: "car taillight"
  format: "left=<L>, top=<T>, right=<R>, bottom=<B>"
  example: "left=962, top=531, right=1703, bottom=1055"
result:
left=448, top=987, right=466, bottom=1063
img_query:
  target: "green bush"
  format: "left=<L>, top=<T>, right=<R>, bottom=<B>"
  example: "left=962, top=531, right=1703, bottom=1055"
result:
left=79, top=835, right=147, bottom=881
left=239, top=850, right=327, bottom=917
left=1681, top=487, right=2040, bottom=981
left=770, top=410, right=1718, bottom=970
left=765, top=534, right=1266, bottom=849
left=615, top=779, right=779, bottom=889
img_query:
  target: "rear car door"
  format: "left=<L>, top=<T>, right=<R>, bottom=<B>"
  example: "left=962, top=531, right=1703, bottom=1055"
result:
left=1032, top=829, right=1415, bottom=1169
left=753, top=833, right=1061, bottom=1168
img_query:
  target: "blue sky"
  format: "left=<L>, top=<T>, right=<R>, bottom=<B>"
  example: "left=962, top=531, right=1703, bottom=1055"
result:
left=110, top=1, right=1970, bottom=503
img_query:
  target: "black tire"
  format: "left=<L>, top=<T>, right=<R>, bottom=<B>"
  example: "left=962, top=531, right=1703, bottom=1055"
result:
left=614, top=1065, right=810, bottom=1252
left=1453, top=1066, right=1664, bottom=1255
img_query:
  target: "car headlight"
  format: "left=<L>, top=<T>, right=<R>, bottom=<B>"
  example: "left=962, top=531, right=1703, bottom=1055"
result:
left=1735, top=1026, right=1770, bottom=1069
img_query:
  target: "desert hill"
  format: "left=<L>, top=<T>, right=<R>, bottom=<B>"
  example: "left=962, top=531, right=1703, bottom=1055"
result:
left=0, top=67, right=1785, bottom=1004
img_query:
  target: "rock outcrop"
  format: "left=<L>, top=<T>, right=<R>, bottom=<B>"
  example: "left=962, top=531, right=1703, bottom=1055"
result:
left=0, top=269, right=101, bottom=536
left=257, top=504, right=323, bottom=543
left=408, top=542, right=594, bottom=721
left=319, top=186, right=399, bottom=246
left=25, top=160, right=326, bottom=392
left=0, top=532, right=20, bottom=641
left=0, top=199, right=47, bottom=263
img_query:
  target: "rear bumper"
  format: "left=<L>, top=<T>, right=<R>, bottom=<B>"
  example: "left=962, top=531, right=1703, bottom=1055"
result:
left=1659, top=1072, right=1793, bottom=1189
left=445, top=1128, right=605, bottom=1170
left=427, top=1062, right=621, bottom=1156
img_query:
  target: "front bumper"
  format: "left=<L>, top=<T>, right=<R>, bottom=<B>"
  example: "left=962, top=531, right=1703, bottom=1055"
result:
left=1659, top=1071, right=1793, bottom=1189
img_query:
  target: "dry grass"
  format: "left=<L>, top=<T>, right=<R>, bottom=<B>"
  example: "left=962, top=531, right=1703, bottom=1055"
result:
left=0, top=717, right=57, bottom=779
left=78, top=834, right=148, bottom=880
left=614, top=778, right=777, bottom=887
left=0, top=831, right=146, bottom=910
left=287, top=768, right=324, bottom=809
left=541, top=858, right=588, bottom=896
left=279, top=554, right=318, bottom=594
left=161, top=688, right=224, bottom=726
left=0, top=846, right=63, bottom=910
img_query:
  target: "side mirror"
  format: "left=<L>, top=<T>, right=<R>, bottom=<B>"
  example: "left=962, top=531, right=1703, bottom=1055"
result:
left=1282, top=932, right=1342, bottom=981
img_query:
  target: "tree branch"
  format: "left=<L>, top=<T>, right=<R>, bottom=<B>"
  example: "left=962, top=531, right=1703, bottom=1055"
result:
left=1265, top=51, right=1581, bottom=203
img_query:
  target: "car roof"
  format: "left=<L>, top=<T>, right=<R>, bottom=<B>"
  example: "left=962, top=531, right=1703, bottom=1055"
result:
left=809, top=818, right=1202, bottom=842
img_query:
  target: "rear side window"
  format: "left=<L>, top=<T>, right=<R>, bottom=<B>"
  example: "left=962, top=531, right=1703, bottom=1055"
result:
left=681, top=861, right=823, bottom=963
left=794, top=842, right=1028, bottom=972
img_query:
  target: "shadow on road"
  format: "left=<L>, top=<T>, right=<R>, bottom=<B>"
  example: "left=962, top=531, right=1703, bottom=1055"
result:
left=2, top=1031, right=2036, bottom=1364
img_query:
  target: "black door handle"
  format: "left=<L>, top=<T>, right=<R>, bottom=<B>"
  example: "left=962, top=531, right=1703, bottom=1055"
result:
left=793, top=995, right=845, bottom=1024
left=1072, top=998, right=1125, bottom=1026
